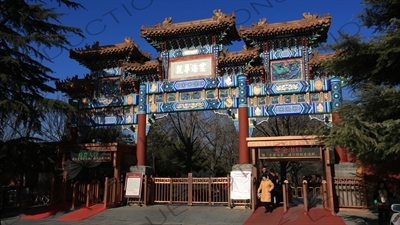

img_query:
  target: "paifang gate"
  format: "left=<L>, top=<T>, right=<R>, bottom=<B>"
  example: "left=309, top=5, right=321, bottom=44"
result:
left=54, top=9, right=365, bottom=210
left=247, top=136, right=336, bottom=213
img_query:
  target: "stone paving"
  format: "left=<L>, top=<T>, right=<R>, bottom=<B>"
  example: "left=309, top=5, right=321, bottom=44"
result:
left=1, top=204, right=252, bottom=225
left=1, top=204, right=385, bottom=225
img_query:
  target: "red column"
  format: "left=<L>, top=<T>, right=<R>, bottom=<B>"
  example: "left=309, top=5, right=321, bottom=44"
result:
left=136, top=114, right=147, bottom=166
left=239, top=107, right=249, bottom=164
left=332, top=112, right=348, bottom=163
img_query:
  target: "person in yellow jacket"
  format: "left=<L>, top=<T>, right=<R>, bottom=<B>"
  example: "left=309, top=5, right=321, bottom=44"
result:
left=257, top=174, right=275, bottom=213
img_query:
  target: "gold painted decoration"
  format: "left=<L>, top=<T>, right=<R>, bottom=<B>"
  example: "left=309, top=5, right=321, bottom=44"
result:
left=314, top=79, right=324, bottom=91
left=126, top=115, right=132, bottom=123
left=316, top=103, right=324, bottom=112
left=253, top=85, right=261, bottom=96
left=225, top=76, right=233, bottom=86
left=225, top=97, right=233, bottom=108
left=150, top=103, right=157, bottom=113
left=127, top=95, right=133, bottom=105
left=255, top=107, right=262, bottom=116
left=150, top=83, right=157, bottom=92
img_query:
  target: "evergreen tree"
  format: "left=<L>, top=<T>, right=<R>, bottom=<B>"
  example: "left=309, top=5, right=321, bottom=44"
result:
left=319, top=0, right=400, bottom=166
left=0, top=0, right=83, bottom=132
left=0, top=0, right=84, bottom=176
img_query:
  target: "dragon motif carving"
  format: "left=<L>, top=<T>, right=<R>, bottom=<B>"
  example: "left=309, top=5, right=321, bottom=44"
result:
left=252, top=18, right=267, bottom=27
left=84, top=41, right=100, bottom=50
left=124, top=37, right=134, bottom=44
left=162, top=17, right=172, bottom=27
left=302, top=12, right=319, bottom=20
left=212, top=9, right=231, bottom=21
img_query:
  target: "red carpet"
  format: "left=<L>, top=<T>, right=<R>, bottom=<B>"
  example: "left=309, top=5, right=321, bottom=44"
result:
left=22, top=202, right=72, bottom=220
left=57, top=204, right=105, bottom=221
left=243, top=206, right=347, bottom=225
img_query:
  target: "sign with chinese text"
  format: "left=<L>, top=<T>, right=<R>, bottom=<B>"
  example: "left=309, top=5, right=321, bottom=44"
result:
left=71, top=151, right=111, bottom=162
left=230, top=171, right=251, bottom=200
left=259, top=146, right=321, bottom=159
left=125, top=172, right=143, bottom=198
left=168, top=54, right=214, bottom=81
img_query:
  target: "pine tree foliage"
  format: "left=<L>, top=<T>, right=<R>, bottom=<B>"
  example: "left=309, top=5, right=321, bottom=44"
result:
left=0, top=0, right=84, bottom=131
left=0, top=0, right=84, bottom=176
left=319, top=0, right=400, bottom=166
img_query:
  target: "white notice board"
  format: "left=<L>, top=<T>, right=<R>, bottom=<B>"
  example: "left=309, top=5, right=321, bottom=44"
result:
left=230, top=171, right=251, bottom=200
left=124, top=172, right=143, bottom=198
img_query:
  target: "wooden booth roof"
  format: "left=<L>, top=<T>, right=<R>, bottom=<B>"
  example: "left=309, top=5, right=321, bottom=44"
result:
left=140, top=9, right=241, bottom=51
left=238, top=13, right=332, bottom=47
left=69, top=37, right=152, bottom=71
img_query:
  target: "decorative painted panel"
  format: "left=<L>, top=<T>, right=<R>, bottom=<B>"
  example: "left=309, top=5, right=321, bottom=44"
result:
left=167, top=93, right=176, bottom=102
left=168, top=45, right=213, bottom=58
left=302, top=43, right=309, bottom=82
left=248, top=83, right=267, bottom=97
left=123, top=94, right=139, bottom=105
left=309, top=79, right=330, bottom=92
left=330, top=77, right=342, bottom=111
left=168, top=54, right=214, bottom=82
left=160, top=78, right=219, bottom=93
left=98, top=77, right=120, bottom=97
left=159, top=99, right=221, bottom=112
left=77, top=112, right=137, bottom=126
left=155, top=94, right=164, bottom=103
left=270, top=58, right=303, bottom=83
left=138, top=84, right=147, bottom=114
left=311, top=102, right=331, bottom=114
left=269, top=47, right=302, bottom=60
left=147, top=82, right=162, bottom=94
left=174, top=79, right=210, bottom=91
left=238, top=75, right=248, bottom=107
left=266, top=81, right=309, bottom=95
left=179, top=91, right=202, bottom=101
left=94, top=68, right=122, bottom=78
left=297, top=94, right=307, bottom=103
left=266, top=103, right=312, bottom=116
left=78, top=94, right=139, bottom=110
left=213, top=45, right=219, bottom=77
left=162, top=51, right=169, bottom=80
left=217, top=75, right=238, bottom=88
left=206, top=90, right=216, bottom=99
left=248, top=106, right=267, bottom=117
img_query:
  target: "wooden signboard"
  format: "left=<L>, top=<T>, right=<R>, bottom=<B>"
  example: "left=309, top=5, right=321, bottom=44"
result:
left=124, top=172, right=143, bottom=198
left=259, top=146, right=321, bottom=160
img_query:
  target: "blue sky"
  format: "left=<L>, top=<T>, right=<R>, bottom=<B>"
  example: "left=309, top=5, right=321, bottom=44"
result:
left=38, top=0, right=370, bottom=98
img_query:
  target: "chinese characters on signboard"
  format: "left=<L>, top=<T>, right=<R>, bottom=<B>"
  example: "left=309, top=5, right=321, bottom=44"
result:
left=71, top=151, right=111, bottom=162
left=168, top=54, right=213, bottom=81
left=259, top=146, right=321, bottom=158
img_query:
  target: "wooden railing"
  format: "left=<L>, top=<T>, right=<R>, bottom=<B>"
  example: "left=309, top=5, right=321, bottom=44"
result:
left=151, top=173, right=230, bottom=206
left=333, top=176, right=367, bottom=209
left=50, top=175, right=366, bottom=211
left=51, top=176, right=122, bottom=210
left=71, top=181, right=102, bottom=209
left=50, top=177, right=73, bottom=204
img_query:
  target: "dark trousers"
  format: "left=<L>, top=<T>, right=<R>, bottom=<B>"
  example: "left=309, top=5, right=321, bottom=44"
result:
left=270, top=190, right=276, bottom=207
left=378, top=207, right=390, bottom=225
left=263, top=201, right=272, bottom=212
